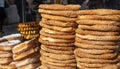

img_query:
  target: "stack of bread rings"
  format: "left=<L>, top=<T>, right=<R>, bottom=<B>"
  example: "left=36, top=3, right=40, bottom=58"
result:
left=38, top=4, right=81, bottom=69
left=18, top=22, right=40, bottom=40
left=75, top=9, right=120, bottom=69
left=0, top=39, right=21, bottom=69
left=12, top=39, right=40, bottom=69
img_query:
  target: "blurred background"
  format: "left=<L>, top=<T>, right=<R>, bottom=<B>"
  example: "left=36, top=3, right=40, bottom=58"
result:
left=0, top=0, right=120, bottom=37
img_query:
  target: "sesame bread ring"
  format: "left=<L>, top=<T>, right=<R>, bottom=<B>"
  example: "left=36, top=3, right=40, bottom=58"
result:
left=39, top=9, right=77, bottom=17
left=76, top=29, right=119, bottom=36
left=40, top=22, right=76, bottom=32
left=75, top=49, right=117, bottom=59
left=76, top=20, right=120, bottom=26
left=41, top=14, right=77, bottom=22
left=40, top=30, right=75, bottom=39
left=77, top=64, right=118, bottom=69
left=40, top=35, right=75, bottom=43
left=75, top=56, right=118, bottom=64
left=75, top=42, right=118, bottom=50
left=40, top=50, right=75, bottom=60
left=78, top=15, right=120, bottom=21
left=76, top=34, right=120, bottom=41
left=78, top=25, right=120, bottom=31
left=41, top=28, right=75, bottom=35
left=77, top=9, right=120, bottom=15
left=43, top=45, right=75, bottom=51
left=75, top=37, right=118, bottom=46
left=74, top=48, right=116, bottom=55
left=39, top=4, right=81, bottom=11
left=40, top=56, right=76, bottom=64
left=41, top=45, right=74, bottom=55
left=41, top=18, right=77, bottom=27
left=77, top=64, right=101, bottom=69
left=43, top=63, right=76, bottom=69
left=39, top=39, right=74, bottom=47
left=40, top=58, right=76, bottom=67
left=78, top=62, right=108, bottom=68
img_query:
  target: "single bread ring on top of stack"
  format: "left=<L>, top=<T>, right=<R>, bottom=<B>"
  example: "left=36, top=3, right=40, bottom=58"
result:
left=39, top=4, right=81, bottom=69
left=75, top=9, right=120, bottom=69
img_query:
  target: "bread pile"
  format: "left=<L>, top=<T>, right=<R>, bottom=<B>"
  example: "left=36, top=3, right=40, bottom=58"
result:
left=75, top=9, right=120, bottom=69
left=18, top=22, right=40, bottom=39
left=0, top=40, right=21, bottom=69
left=12, top=38, right=40, bottom=69
left=38, top=4, right=80, bottom=69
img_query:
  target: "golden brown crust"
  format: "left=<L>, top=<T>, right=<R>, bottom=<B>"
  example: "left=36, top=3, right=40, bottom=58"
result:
left=0, top=51, right=12, bottom=58
left=0, top=57, right=13, bottom=65
left=39, top=4, right=81, bottom=11
left=41, top=14, right=77, bottom=22
left=75, top=42, right=118, bottom=51
left=18, top=22, right=38, bottom=28
left=75, top=56, right=118, bottom=64
left=77, top=64, right=118, bottom=69
left=18, top=27, right=39, bottom=31
left=41, top=18, right=77, bottom=27
left=20, top=31, right=39, bottom=35
left=15, top=54, right=39, bottom=67
left=40, top=30, right=75, bottom=39
left=41, top=28, right=75, bottom=35
left=43, top=63, right=76, bottom=69
left=39, top=9, right=77, bottom=17
left=39, top=38, right=74, bottom=47
left=41, top=45, right=74, bottom=55
left=13, top=46, right=39, bottom=61
left=40, top=35, right=75, bottom=43
left=77, top=9, right=120, bottom=15
left=78, top=15, right=120, bottom=21
left=75, top=48, right=116, bottom=55
left=21, top=34, right=39, bottom=39
left=77, top=62, right=108, bottom=68
left=18, top=63, right=40, bottom=69
left=76, top=34, right=120, bottom=41
left=40, top=22, right=76, bottom=32
left=40, top=50, right=75, bottom=60
left=76, top=29, right=119, bottom=36
left=76, top=20, right=120, bottom=26
left=0, top=64, right=16, bottom=69
left=40, top=56, right=76, bottom=64
left=41, top=58, right=76, bottom=67
left=43, top=45, right=75, bottom=51
left=12, top=39, right=38, bottom=54
left=74, top=49, right=117, bottom=59
left=75, top=37, right=118, bottom=46
left=78, top=25, right=120, bottom=31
